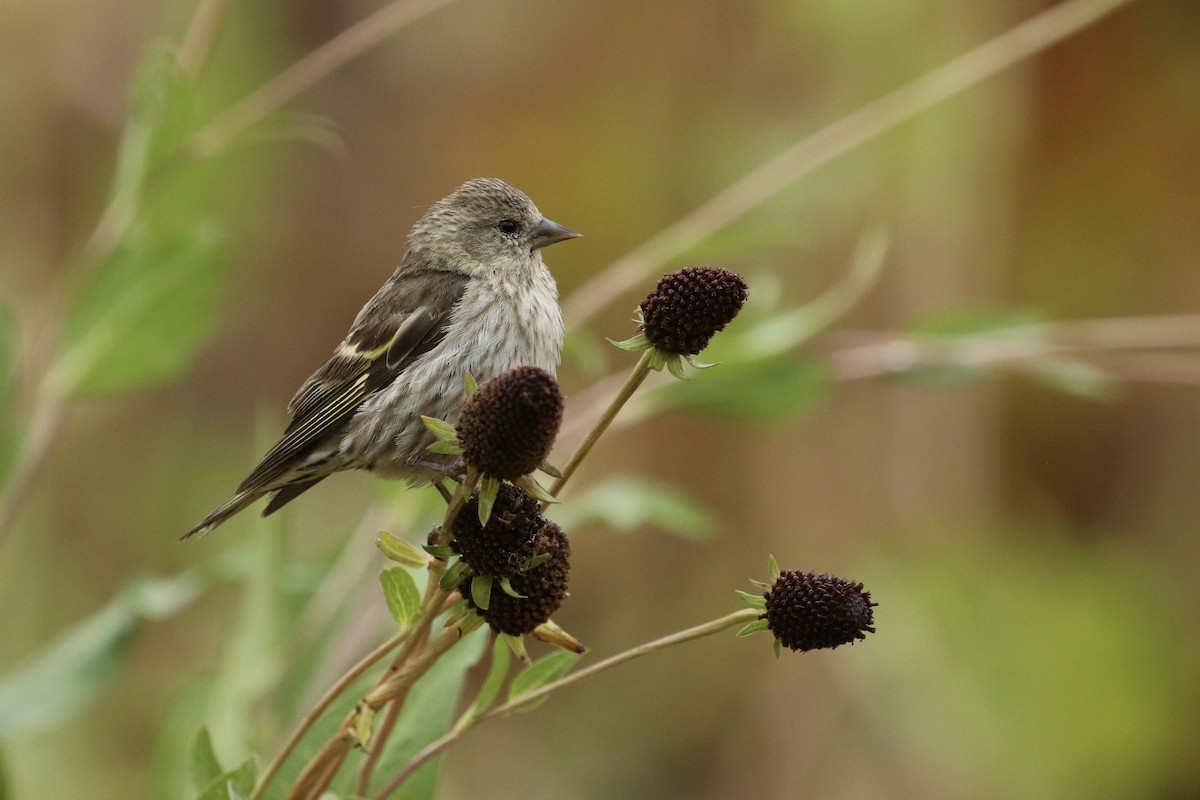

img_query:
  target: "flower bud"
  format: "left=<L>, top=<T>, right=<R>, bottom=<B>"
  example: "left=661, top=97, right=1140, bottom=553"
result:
left=639, top=267, right=748, bottom=355
left=452, top=485, right=543, bottom=579
left=762, top=570, right=876, bottom=652
left=461, top=519, right=571, bottom=635
left=457, top=365, right=563, bottom=480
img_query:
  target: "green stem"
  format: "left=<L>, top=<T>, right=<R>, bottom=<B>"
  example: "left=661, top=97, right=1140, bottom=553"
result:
left=249, top=630, right=410, bottom=800
left=376, top=609, right=759, bottom=797
left=548, top=350, right=654, bottom=501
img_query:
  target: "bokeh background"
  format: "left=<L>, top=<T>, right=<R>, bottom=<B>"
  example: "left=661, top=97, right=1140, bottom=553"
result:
left=1, top=0, right=1198, bottom=798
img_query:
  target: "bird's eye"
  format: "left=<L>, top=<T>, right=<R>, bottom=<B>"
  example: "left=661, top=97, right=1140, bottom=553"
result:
left=497, top=218, right=520, bottom=235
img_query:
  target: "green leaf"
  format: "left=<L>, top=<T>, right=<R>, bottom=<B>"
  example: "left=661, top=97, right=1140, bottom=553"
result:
left=0, top=568, right=217, bottom=737
left=422, top=543, right=453, bottom=559
left=380, top=567, right=421, bottom=626
left=551, top=476, right=717, bottom=540
left=54, top=222, right=228, bottom=395
left=736, top=590, right=766, bottom=611
left=737, top=619, right=771, bottom=637
left=507, top=651, right=581, bottom=712
left=470, top=575, right=493, bottom=611
left=108, top=44, right=194, bottom=211
left=458, top=635, right=511, bottom=728
left=607, top=332, right=651, bottom=353
left=425, top=440, right=463, bottom=455
left=647, top=355, right=831, bottom=423
left=189, top=728, right=223, bottom=791
left=497, top=577, right=525, bottom=599
left=477, top=476, right=500, bottom=525
left=439, top=559, right=469, bottom=590
left=767, top=554, right=781, bottom=584
left=376, top=531, right=430, bottom=568
left=203, top=529, right=286, bottom=765
left=194, top=755, right=256, bottom=800
left=420, top=415, right=458, bottom=442
left=344, top=629, right=487, bottom=799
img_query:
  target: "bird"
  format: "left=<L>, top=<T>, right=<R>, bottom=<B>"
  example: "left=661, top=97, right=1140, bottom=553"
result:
left=184, top=178, right=579, bottom=539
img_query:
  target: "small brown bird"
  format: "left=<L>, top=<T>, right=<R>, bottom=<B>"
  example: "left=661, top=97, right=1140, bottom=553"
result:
left=184, top=178, right=578, bottom=539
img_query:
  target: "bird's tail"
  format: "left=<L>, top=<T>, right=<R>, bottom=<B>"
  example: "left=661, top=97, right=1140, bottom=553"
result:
left=181, top=489, right=262, bottom=540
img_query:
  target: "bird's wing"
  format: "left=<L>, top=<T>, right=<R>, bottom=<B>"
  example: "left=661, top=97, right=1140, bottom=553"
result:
left=234, top=269, right=468, bottom=495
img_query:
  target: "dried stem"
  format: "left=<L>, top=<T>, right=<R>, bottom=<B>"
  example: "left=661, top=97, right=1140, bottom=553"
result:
left=827, top=314, right=1200, bottom=381
left=250, top=630, right=411, bottom=800
left=561, top=0, right=1137, bottom=329
left=189, top=0, right=459, bottom=157
left=547, top=349, right=654, bottom=502
left=176, top=0, right=235, bottom=79
left=376, top=609, right=760, bottom=796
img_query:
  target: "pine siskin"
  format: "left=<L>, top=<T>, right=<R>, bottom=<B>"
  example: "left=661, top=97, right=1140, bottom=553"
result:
left=184, top=178, right=579, bottom=539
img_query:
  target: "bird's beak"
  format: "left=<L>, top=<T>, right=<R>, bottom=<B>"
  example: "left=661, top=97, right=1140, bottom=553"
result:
left=530, top=217, right=582, bottom=250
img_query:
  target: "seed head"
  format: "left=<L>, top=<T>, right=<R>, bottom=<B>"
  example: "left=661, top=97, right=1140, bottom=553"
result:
left=457, top=366, right=563, bottom=480
left=639, top=267, right=748, bottom=355
left=762, top=570, right=876, bottom=652
left=452, top=485, right=543, bottom=579
left=461, top=519, right=571, bottom=635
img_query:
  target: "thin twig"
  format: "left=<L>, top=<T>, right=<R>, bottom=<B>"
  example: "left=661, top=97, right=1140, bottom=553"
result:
left=561, top=0, right=1138, bottom=329
left=0, top=385, right=66, bottom=545
left=189, top=0, right=460, bottom=157
left=827, top=314, right=1200, bottom=381
left=250, top=629, right=412, bottom=800
left=376, top=609, right=759, bottom=796
left=177, top=0, right=236, bottom=79
left=547, top=350, right=654, bottom=503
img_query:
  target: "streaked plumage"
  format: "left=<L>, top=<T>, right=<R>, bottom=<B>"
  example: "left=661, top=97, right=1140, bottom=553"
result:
left=184, top=178, right=577, bottom=539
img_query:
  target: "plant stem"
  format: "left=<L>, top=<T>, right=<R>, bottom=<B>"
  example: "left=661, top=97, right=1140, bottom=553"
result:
left=561, top=0, right=1138, bottom=329
left=177, top=0, right=235, bottom=79
left=547, top=350, right=654, bottom=501
left=189, top=0, right=460, bottom=157
left=250, top=630, right=411, bottom=800
left=0, top=385, right=66, bottom=546
left=376, top=609, right=760, bottom=796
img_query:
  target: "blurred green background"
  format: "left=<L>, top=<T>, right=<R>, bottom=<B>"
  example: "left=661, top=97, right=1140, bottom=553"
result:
left=1, top=0, right=1198, bottom=798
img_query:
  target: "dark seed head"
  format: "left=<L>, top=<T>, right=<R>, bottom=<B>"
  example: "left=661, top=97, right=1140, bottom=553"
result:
left=457, top=365, right=564, bottom=480
left=460, top=519, right=571, bottom=635
left=762, top=570, right=876, bottom=652
left=451, top=485, right=543, bottom=579
left=639, top=267, right=748, bottom=355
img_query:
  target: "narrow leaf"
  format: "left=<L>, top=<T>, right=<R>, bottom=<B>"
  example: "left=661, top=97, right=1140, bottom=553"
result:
left=379, top=567, right=421, bottom=626
left=458, top=636, right=511, bottom=727
left=341, top=628, right=486, bottom=798
left=737, top=619, right=771, bottom=637
left=188, top=728, right=223, bottom=791
left=736, top=590, right=767, bottom=611
left=477, top=476, right=500, bottom=525
left=55, top=222, right=228, bottom=395
left=439, top=559, right=469, bottom=590
left=508, top=651, right=581, bottom=712
left=426, top=440, right=463, bottom=455
left=376, top=531, right=430, bottom=568
left=470, top=575, right=494, bottom=611
left=0, top=569, right=215, bottom=737
left=420, top=416, right=459, bottom=442
left=194, top=755, right=255, bottom=800
left=497, top=577, right=525, bottom=599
